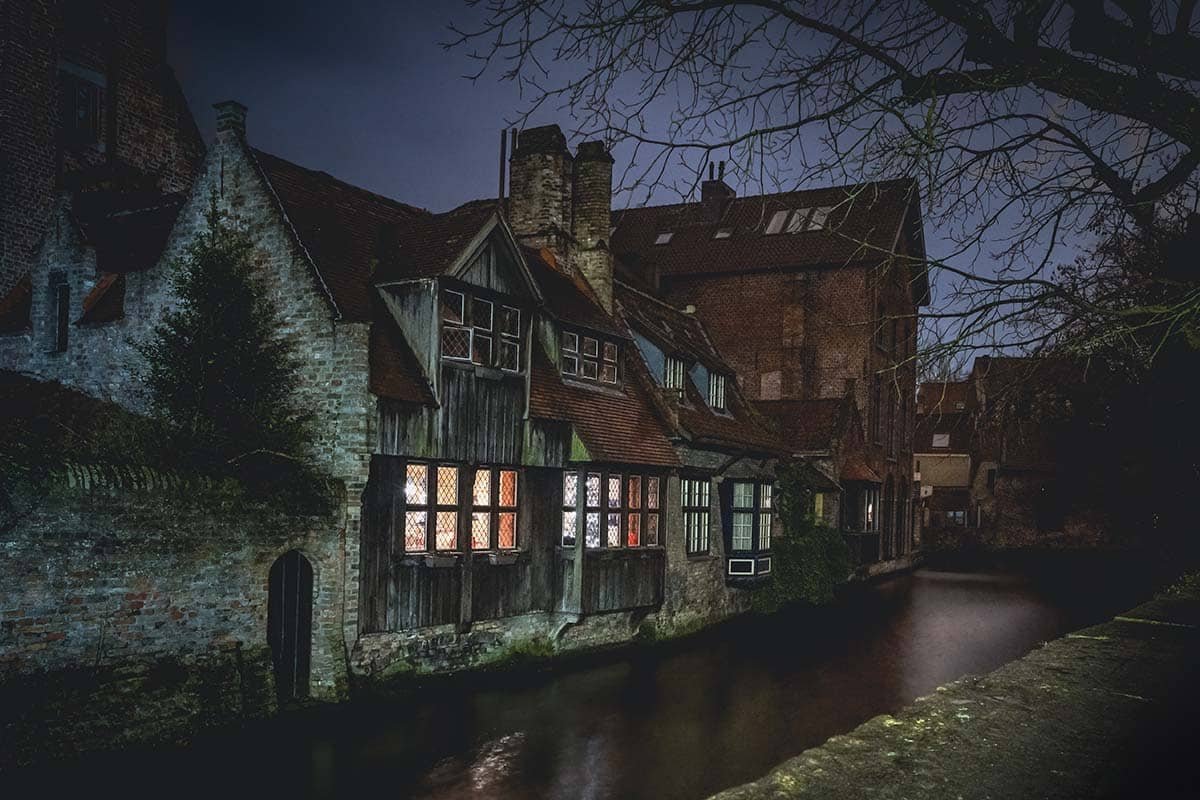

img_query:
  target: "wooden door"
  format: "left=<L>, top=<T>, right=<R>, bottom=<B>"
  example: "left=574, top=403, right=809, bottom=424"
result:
left=268, top=550, right=313, bottom=702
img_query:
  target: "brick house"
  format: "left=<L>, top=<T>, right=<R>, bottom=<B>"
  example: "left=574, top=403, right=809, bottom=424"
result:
left=609, top=169, right=929, bottom=566
left=0, top=0, right=203, bottom=298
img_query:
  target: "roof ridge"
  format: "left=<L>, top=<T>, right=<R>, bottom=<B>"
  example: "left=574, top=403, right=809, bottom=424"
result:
left=612, top=176, right=917, bottom=215
left=250, top=148, right=432, bottom=218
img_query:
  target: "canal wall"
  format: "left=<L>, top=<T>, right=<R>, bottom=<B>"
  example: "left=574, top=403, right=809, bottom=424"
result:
left=0, top=472, right=348, bottom=769
left=708, top=575, right=1200, bottom=799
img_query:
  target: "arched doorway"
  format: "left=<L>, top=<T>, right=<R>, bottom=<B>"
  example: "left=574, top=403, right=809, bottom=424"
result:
left=882, top=477, right=895, bottom=560
left=268, top=550, right=313, bottom=702
left=896, top=478, right=908, bottom=556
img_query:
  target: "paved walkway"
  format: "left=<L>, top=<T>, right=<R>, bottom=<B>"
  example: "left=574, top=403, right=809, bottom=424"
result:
left=711, top=586, right=1200, bottom=799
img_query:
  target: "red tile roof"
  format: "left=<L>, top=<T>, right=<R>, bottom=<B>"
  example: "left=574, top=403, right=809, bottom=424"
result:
left=369, top=312, right=435, bottom=406
left=253, top=150, right=506, bottom=322
left=917, top=380, right=975, bottom=414
left=615, top=282, right=782, bottom=454
left=840, top=450, right=882, bottom=483
left=529, top=344, right=678, bottom=468
left=523, top=246, right=628, bottom=339
left=610, top=178, right=927, bottom=301
left=0, top=275, right=31, bottom=333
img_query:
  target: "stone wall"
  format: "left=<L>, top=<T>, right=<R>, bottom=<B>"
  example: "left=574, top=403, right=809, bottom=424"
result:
left=0, top=474, right=347, bottom=767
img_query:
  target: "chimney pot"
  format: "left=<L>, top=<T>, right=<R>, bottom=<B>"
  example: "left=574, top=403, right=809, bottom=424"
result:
left=708, top=163, right=715, bottom=181
left=719, top=161, right=725, bottom=180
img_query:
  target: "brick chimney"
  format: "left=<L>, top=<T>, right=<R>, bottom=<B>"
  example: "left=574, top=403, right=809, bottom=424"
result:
left=213, top=100, right=247, bottom=146
left=572, top=140, right=615, bottom=312
left=701, top=160, right=735, bottom=222
left=508, top=125, right=573, bottom=264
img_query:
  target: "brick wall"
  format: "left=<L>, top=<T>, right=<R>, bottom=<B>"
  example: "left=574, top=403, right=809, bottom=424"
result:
left=0, top=474, right=346, bottom=767
left=0, top=0, right=204, bottom=294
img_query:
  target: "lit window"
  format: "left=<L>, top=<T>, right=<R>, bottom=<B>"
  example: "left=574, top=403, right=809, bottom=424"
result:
left=682, top=478, right=711, bottom=554
left=708, top=373, right=727, bottom=410
left=665, top=356, right=685, bottom=391
left=654, top=232, right=673, bottom=245
left=562, top=469, right=662, bottom=549
left=403, top=463, right=460, bottom=551
left=765, top=210, right=788, bottom=235
left=713, top=228, right=732, bottom=240
left=932, top=433, right=950, bottom=448
left=471, top=467, right=520, bottom=549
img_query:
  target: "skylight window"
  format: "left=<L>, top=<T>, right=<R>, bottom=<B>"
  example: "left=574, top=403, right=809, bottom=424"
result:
left=654, top=232, right=674, bottom=245
left=808, top=206, right=832, bottom=229
left=713, top=227, right=733, bottom=239
left=765, top=210, right=788, bottom=235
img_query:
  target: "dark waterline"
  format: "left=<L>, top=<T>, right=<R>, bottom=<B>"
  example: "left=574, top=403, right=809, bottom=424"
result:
left=3, top=557, right=1162, bottom=799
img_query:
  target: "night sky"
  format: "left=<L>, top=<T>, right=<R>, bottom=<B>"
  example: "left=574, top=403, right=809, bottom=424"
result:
left=168, top=1, right=988, bottom=327
left=170, top=2, right=563, bottom=213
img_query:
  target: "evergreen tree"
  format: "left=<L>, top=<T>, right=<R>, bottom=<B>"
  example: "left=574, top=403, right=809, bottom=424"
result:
left=140, top=197, right=325, bottom=507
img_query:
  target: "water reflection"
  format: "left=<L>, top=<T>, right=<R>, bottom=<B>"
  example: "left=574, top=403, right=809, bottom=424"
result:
left=1, top=561, right=1158, bottom=800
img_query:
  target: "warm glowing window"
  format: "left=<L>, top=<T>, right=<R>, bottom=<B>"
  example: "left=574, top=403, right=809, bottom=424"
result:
left=471, top=467, right=520, bottom=549
left=403, top=463, right=459, bottom=551
left=562, top=469, right=661, bottom=548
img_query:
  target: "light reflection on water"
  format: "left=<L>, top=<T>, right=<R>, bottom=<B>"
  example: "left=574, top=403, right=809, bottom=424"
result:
left=1, top=560, right=1158, bottom=800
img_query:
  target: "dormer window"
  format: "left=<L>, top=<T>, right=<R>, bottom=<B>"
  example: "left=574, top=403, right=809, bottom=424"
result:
left=665, top=356, right=685, bottom=392
left=708, top=373, right=727, bottom=410
left=654, top=232, right=674, bottom=245
left=440, top=288, right=522, bottom=372
left=562, top=330, right=618, bottom=384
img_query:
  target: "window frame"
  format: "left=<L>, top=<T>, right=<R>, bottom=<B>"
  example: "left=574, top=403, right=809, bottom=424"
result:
left=402, top=462, right=460, bottom=553
left=561, top=327, right=619, bottom=384
left=440, top=286, right=525, bottom=373
left=682, top=476, right=712, bottom=555
left=708, top=372, right=727, bottom=411
left=470, top=466, right=520, bottom=550
left=60, top=68, right=105, bottom=148
left=665, top=356, right=686, bottom=392
left=561, top=468, right=662, bottom=549
left=726, top=481, right=774, bottom=554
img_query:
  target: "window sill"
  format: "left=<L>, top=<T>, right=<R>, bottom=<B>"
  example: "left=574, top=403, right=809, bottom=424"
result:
left=398, top=553, right=460, bottom=568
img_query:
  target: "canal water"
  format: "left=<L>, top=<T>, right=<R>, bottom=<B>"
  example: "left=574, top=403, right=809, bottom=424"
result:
left=3, top=559, right=1161, bottom=799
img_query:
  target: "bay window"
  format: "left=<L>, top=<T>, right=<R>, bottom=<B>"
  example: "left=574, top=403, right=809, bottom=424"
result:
left=726, top=481, right=774, bottom=553
left=561, top=470, right=661, bottom=548
left=403, top=462, right=520, bottom=553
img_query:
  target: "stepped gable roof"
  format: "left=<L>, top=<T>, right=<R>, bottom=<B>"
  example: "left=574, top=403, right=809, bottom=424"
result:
left=253, top=150, right=505, bottom=321
left=369, top=311, right=436, bottom=406
left=528, top=345, right=679, bottom=467
left=610, top=178, right=928, bottom=302
left=756, top=397, right=846, bottom=454
left=614, top=281, right=782, bottom=454
left=521, top=246, right=628, bottom=339
left=0, top=275, right=31, bottom=333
